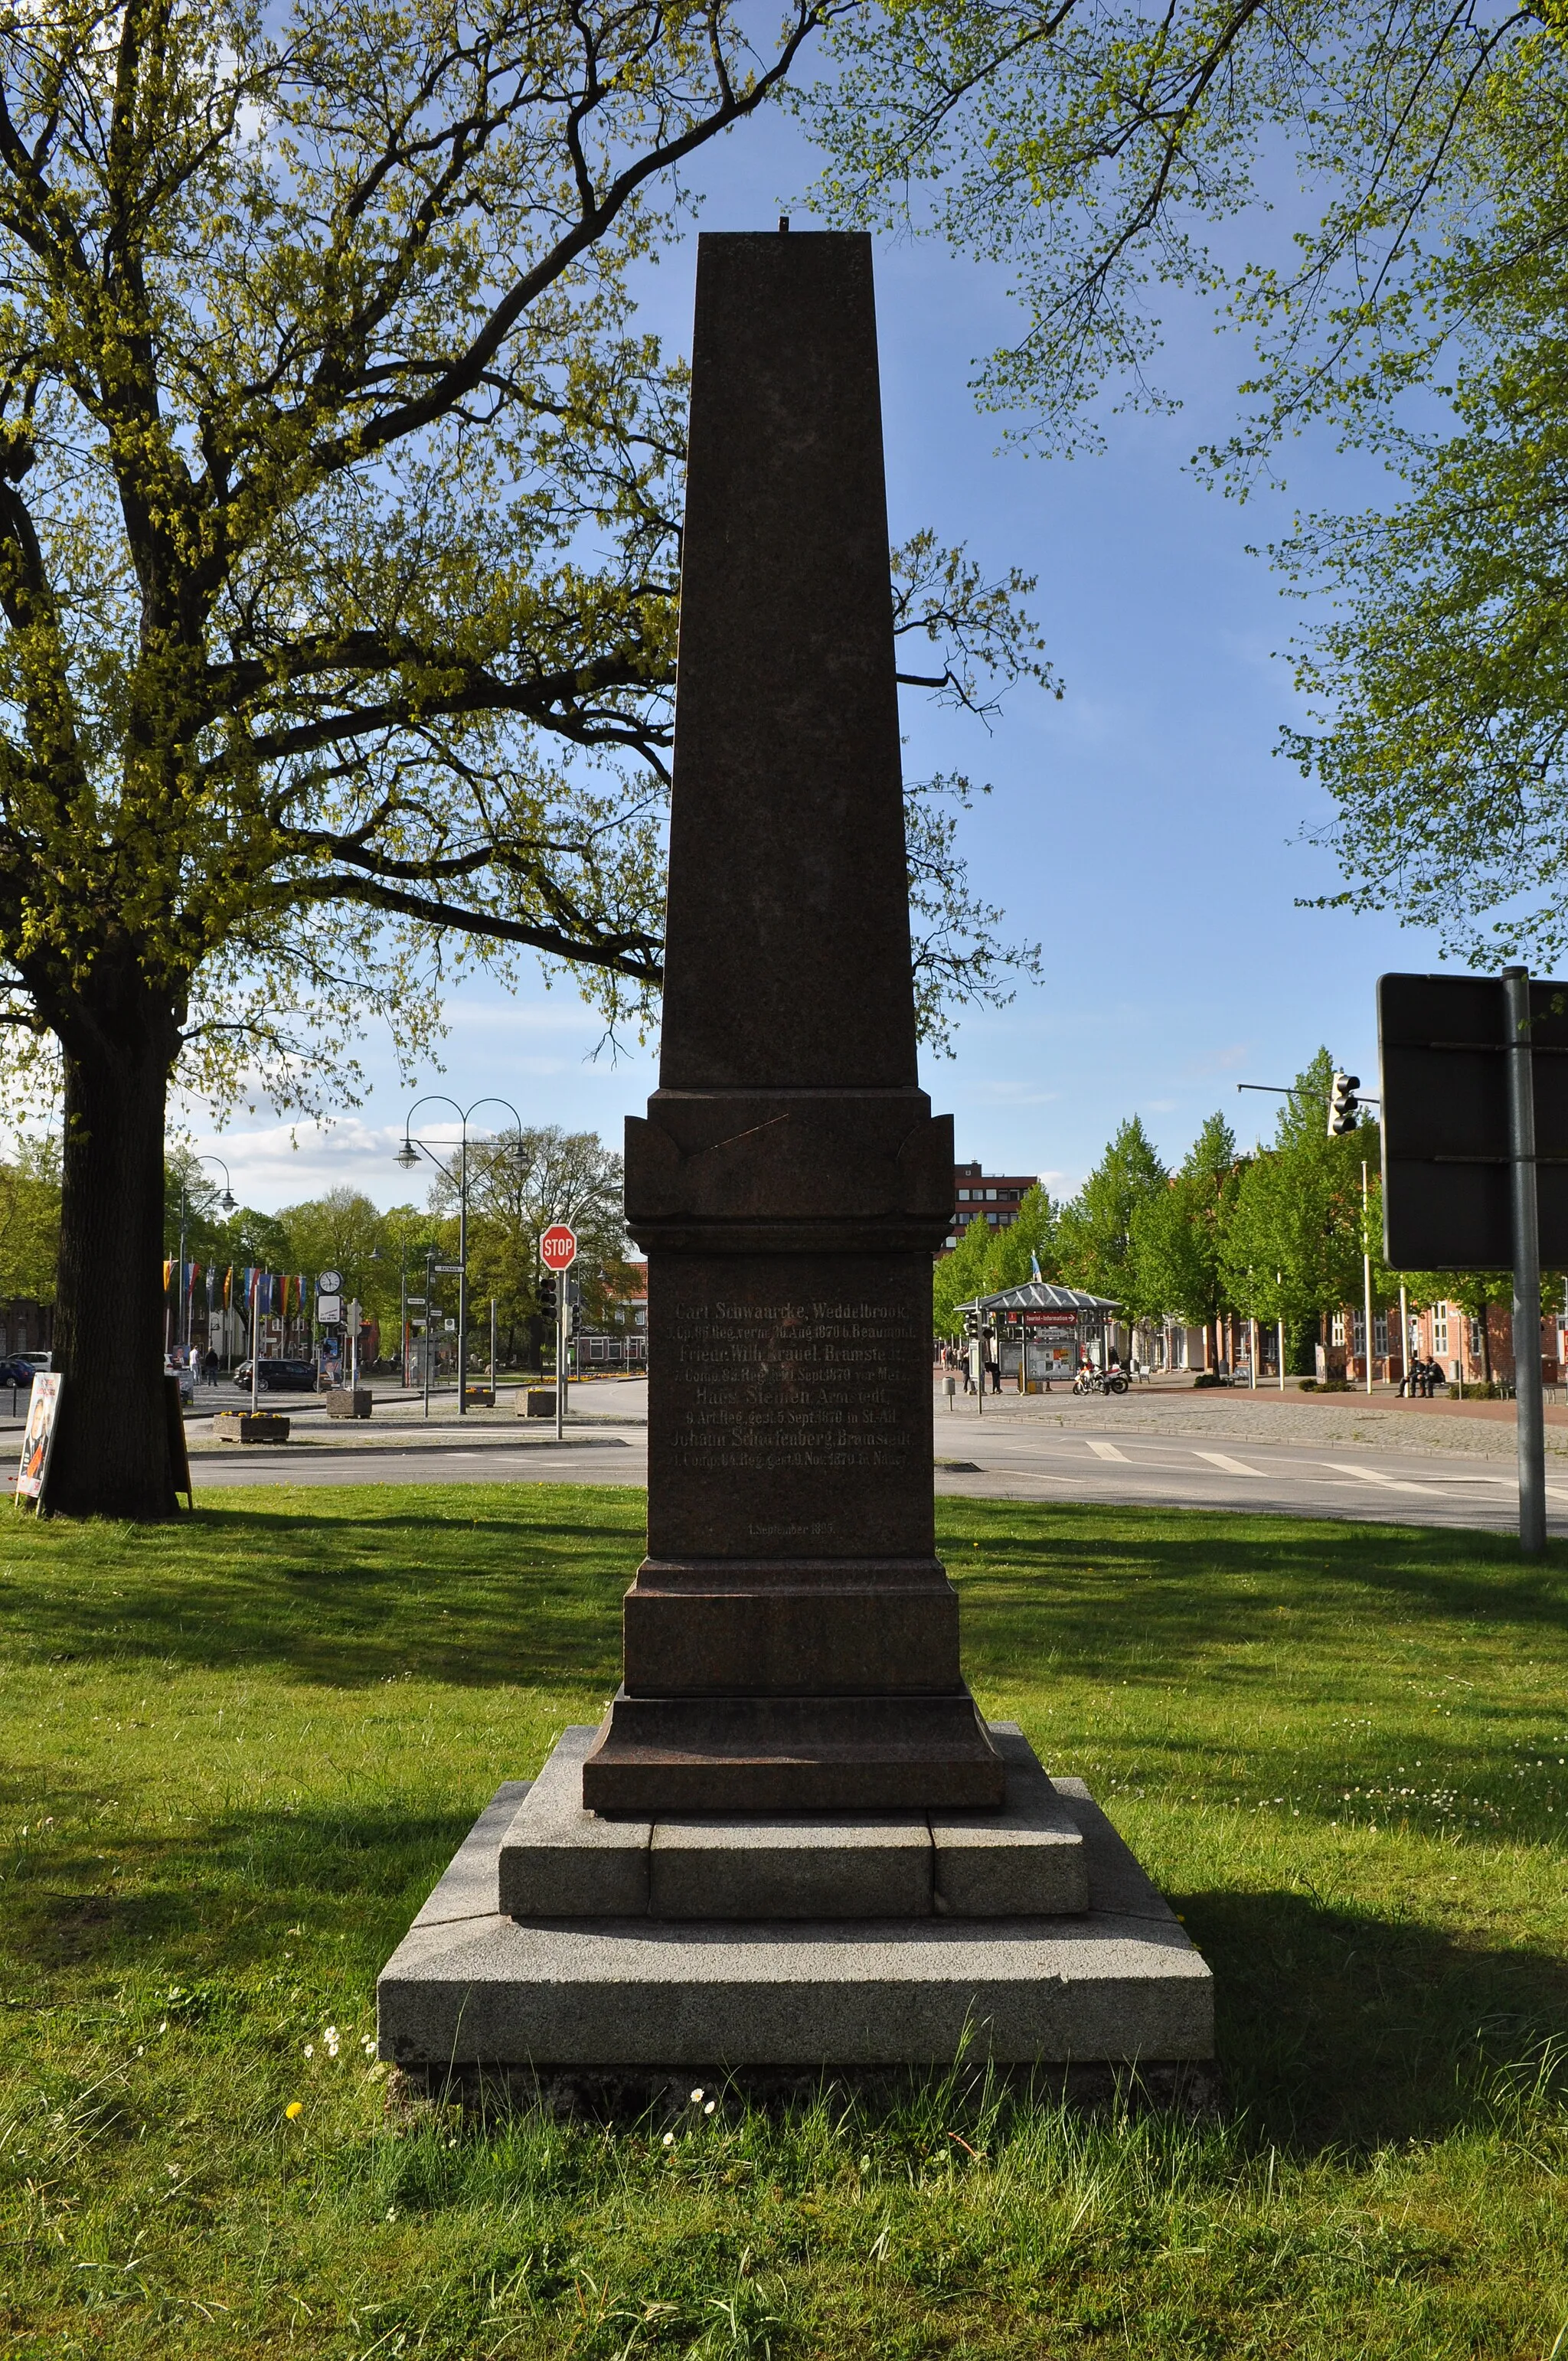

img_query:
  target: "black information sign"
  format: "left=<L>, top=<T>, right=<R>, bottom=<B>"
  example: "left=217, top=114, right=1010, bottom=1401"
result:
left=1378, top=972, right=1568, bottom=1268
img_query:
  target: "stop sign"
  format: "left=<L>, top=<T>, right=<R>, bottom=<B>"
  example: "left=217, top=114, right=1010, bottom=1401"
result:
left=539, top=1223, right=577, bottom=1271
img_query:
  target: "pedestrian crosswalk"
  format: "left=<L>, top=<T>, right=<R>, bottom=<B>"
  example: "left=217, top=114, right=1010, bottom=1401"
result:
left=1320, top=1461, right=1442, bottom=1495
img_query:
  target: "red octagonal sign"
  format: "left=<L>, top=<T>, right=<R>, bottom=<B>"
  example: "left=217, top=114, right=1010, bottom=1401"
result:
left=539, top=1223, right=577, bottom=1271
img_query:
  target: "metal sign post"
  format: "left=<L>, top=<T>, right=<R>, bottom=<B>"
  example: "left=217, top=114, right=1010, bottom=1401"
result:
left=423, top=1248, right=436, bottom=1420
left=1504, top=967, right=1547, bottom=1555
left=539, top=1224, right=578, bottom=1442
left=1378, top=968, right=1562, bottom=1554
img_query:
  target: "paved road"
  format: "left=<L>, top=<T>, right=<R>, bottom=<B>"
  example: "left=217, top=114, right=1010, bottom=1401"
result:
left=169, top=1393, right=1553, bottom=1536
left=2, top=1373, right=1550, bottom=1533
left=928, top=1422, right=1552, bottom=1535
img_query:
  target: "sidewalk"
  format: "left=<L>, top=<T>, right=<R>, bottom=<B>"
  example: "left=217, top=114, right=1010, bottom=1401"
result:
left=933, top=1379, right=1568, bottom=1460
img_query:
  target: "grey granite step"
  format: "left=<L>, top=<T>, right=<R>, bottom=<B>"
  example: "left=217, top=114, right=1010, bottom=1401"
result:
left=495, top=1722, right=1086, bottom=1922
left=380, top=1754, right=1210, bottom=2069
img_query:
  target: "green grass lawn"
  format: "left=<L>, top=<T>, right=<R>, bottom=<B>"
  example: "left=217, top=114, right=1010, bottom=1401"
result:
left=2, top=1484, right=1566, bottom=2358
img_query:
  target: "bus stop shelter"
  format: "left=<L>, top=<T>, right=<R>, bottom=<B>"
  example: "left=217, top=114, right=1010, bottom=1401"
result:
left=957, top=1282, right=1122, bottom=1391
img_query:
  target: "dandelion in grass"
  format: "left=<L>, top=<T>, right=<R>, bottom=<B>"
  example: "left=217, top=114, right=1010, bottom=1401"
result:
left=285, top=2102, right=303, bottom=2121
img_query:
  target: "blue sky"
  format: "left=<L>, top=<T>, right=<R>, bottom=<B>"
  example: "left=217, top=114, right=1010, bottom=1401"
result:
left=187, top=96, right=1446, bottom=1213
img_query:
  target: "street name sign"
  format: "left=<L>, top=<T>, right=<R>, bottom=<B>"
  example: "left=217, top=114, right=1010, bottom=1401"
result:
left=540, top=1224, right=577, bottom=1270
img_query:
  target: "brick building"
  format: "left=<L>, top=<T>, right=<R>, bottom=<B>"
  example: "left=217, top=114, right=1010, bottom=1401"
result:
left=942, top=1163, right=1040, bottom=1256
left=1325, top=1296, right=1561, bottom=1389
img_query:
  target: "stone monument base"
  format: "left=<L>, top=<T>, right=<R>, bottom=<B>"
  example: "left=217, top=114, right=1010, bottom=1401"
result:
left=377, top=1727, right=1213, bottom=2073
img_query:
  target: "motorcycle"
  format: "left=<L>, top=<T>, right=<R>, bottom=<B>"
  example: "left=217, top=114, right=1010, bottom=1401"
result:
left=1072, top=1366, right=1129, bottom=1397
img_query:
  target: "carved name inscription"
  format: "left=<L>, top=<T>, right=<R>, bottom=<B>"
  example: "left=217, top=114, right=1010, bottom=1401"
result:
left=673, top=1298, right=921, bottom=1471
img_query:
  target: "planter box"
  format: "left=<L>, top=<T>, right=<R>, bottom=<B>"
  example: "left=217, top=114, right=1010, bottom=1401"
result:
left=214, top=1411, right=290, bottom=1445
left=464, top=1386, right=495, bottom=1409
left=521, top=1387, right=558, bottom=1420
left=326, top=1389, right=373, bottom=1420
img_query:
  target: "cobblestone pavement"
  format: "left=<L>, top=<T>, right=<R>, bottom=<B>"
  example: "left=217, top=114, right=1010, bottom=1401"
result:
left=936, top=1384, right=1568, bottom=1461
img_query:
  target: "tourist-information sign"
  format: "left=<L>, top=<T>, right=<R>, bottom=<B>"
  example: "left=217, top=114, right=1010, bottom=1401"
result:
left=540, top=1223, right=577, bottom=1270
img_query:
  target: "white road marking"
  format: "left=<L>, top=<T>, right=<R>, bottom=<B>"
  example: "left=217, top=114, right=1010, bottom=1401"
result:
left=1086, top=1439, right=1130, bottom=1462
left=1319, top=1461, right=1443, bottom=1494
left=1193, top=1450, right=1267, bottom=1477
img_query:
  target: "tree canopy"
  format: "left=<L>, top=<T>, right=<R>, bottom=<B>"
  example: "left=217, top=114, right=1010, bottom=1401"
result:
left=1054, top=1115, right=1167, bottom=1316
left=1129, top=1111, right=1240, bottom=1360
left=808, top=0, right=1568, bottom=971
left=1221, top=1053, right=1373, bottom=1347
left=0, top=0, right=1054, bottom=1514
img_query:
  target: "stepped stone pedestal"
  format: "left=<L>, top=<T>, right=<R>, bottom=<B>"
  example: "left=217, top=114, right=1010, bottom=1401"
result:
left=375, top=229, right=1213, bottom=2079
left=377, top=1726, right=1213, bottom=2071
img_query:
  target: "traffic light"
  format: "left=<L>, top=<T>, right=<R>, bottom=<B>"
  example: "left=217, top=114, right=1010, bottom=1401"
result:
left=570, top=1301, right=583, bottom=1340
left=1328, top=1072, right=1361, bottom=1136
left=962, top=1309, right=978, bottom=1341
left=538, top=1269, right=557, bottom=1318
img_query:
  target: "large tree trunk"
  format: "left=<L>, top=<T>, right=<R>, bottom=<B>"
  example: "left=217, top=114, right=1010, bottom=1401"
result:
left=47, top=995, right=181, bottom=1519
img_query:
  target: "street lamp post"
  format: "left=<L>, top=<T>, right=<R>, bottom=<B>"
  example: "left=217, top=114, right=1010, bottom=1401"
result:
left=397, top=1096, right=525, bottom=1416
left=172, top=1154, right=236, bottom=1358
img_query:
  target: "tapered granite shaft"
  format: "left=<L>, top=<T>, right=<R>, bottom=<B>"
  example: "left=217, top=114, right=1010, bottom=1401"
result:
left=583, top=232, right=1001, bottom=1814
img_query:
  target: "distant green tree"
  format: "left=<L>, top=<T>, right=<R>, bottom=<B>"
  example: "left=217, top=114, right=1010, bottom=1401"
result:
left=1056, top=1118, right=1167, bottom=1321
left=933, top=1213, right=992, bottom=1339
left=978, top=1182, right=1058, bottom=1295
left=428, top=1127, right=629, bottom=1368
left=1222, top=1053, right=1370, bottom=1368
left=274, top=1190, right=390, bottom=1320
left=0, top=1136, right=61, bottom=1304
left=1130, top=1112, right=1242, bottom=1365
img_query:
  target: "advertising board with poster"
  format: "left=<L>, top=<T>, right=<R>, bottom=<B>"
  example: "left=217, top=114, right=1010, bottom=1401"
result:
left=1001, top=1308, right=1080, bottom=1387
left=15, top=1373, right=62, bottom=1510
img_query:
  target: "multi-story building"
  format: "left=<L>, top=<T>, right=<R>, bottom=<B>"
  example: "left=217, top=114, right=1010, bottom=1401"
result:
left=942, top=1163, right=1040, bottom=1256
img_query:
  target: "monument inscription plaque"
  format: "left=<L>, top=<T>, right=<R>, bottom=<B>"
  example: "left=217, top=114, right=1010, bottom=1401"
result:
left=580, top=231, right=1003, bottom=1812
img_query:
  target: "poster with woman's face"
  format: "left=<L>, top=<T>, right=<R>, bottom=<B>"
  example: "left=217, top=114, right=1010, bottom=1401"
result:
left=15, top=1373, right=60, bottom=1504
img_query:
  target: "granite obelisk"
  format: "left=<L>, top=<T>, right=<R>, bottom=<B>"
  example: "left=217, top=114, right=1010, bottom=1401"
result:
left=581, top=231, right=1004, bottom=1814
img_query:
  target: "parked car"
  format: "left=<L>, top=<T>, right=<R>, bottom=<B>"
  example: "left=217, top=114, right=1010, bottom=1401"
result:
left=232, top=1357, right=317, bottom=1393
left=0, top=1354, right=38, bottom=1389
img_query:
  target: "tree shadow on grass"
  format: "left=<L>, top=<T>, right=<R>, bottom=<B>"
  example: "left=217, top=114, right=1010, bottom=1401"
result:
left=6, top=1496, right=1563, bottom=1700
left=0, top=1497, right=636, bottom=1689
left=949, top=1501, right=1568, bottom=1686
left=8, top=1788, right=1567, bottom=2163
left=1182, top=1880, right=1568, bottom=2153
left=2, top=1796, right=480, bottom=1987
